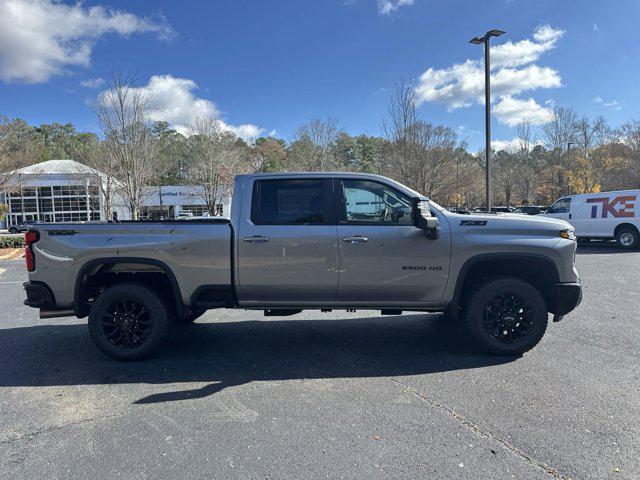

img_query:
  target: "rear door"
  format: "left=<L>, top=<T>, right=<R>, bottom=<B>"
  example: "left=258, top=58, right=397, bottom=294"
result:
left=334, top=178, right=450, bottom=305
left=236, top=178, right=339, bottom=302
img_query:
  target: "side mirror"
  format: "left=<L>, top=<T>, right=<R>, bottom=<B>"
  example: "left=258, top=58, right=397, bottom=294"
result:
left=413, top=199, right=440, bottom=239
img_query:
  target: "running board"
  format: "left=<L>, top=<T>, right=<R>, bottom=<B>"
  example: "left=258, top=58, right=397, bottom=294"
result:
left=39, top=308, right=75, bottom=319
left=264, top=309, right=302, bottom=317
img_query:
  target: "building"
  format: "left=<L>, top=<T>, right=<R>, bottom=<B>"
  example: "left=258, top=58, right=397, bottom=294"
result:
left=1, top=159, right=230, bottom=229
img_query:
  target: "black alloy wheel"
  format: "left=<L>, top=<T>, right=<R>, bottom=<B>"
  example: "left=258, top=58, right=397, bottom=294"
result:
left=88, top=283, right=172, bottom=361
left=100, top=298, right=153, bottom=349
left=482, top=293, right=533, bottom=344
left=463, top=277, right=548, bottom=355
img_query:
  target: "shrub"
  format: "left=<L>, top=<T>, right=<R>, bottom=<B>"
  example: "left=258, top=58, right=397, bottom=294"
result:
left=0, top=236, right=25, bottom=248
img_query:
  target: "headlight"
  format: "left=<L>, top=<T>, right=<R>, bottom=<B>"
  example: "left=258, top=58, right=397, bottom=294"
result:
left=560, top=229, right=576, bottom=241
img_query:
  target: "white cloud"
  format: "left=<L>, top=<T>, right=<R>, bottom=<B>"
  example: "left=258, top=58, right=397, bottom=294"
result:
left=491, top=138, right=521, bottom=152
left=109, top=75, right=264, bottom=141
left=492, top=136, right=542, bottom=152
left=378, top=0, right=414, bottom=15
left=0, top=0, right=172, bottom=83
left=134, top=75, right=218, bottom=132
left=80, top=77, right=105, bottom=88
left=220, top=121, right=264, bottom=142
left=414, top=24, right=564, bottom=126
left=491, top=25, right=564, bottom=68
left=593, top=96, right=621, bottom=110
left=492, top=96, right=551, bottom=126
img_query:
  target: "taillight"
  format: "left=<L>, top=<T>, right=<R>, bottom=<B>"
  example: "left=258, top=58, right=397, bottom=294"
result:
left=25, top=230, right=39, bottom=272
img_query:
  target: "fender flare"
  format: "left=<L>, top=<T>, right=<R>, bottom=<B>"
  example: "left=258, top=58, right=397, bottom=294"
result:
left=448, top=253, right=560, bottom=317
left=73, top=257, right=185, bottom=317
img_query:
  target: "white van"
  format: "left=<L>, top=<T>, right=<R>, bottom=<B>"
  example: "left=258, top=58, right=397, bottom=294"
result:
left=543, top=190, right=640, bottom=249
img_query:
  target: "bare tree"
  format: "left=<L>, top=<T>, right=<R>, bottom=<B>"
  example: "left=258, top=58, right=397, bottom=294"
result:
left=289, top=117, right=340, bottom=171
left=512, top=121, right=540, bottom=203
left=382, top=82, right=461, bottom=200
left=619, top=119, right=640, bottom=187
left=72, top=138, right=117, bottom=220
left=541, top=106, right=578, bottom=198
left=184, top=117, right=246, bottom=215
left=93, top=73, right=162, bottom=219
left=493, top=150, right=519, bottom=206
left=568, top=117, right=614, bottom=193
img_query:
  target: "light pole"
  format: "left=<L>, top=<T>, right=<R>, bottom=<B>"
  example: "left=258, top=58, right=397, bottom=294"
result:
left=470, top=29, right=505, bottom=212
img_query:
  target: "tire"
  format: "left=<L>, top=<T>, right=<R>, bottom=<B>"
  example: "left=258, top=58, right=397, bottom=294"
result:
left=615, top=227, right=639, bottom=250
left=463, top=277, right=548, bottom=356
left=88, top=283, right=172, bottom=361
left=176, top=308, right=206, bottom=324
left=9, top=227, right=17, bottom=234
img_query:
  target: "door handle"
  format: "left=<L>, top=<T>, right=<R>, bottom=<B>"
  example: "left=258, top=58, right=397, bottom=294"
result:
left=342, top=236, right=368, bottom=244
left=243, top=235, right=270, bottom=243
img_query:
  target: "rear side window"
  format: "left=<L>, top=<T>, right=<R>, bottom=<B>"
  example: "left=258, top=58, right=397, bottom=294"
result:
left=251, top=179, right=332, bottom=225
left=548, top=198, right=571, bottom=214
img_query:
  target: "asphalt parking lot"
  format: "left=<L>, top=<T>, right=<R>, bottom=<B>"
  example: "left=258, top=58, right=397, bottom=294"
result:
left=1, top=244, right=638, bottom=480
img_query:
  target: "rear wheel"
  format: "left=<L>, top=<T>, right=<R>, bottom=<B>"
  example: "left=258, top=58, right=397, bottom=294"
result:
left=463, top=277, right=548, bottom=355
left=88, top=283, right=172, bottom=361
left=615, top=227, right=639, bottom=250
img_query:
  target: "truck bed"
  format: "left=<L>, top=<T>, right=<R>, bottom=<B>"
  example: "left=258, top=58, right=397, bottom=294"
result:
left=27, top=221, right=233, bottom=309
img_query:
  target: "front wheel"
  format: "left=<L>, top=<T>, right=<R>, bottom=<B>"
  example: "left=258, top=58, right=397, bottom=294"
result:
left=88, top=283, right=172, bottom=361
left=463, top=277, right=548, bottom=355
left=615, top=227, right=639, bottom=250
left=9, top=227, right=17, bottom=234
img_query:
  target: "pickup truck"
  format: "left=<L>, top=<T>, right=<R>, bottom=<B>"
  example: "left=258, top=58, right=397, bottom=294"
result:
left=22, top=173, right=582, bottom=360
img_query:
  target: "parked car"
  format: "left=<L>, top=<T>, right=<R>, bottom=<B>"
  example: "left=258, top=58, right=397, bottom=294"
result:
left=471, top=206, right=513, bottom=214
left=22, top=172, right=581, bottom=360
left=511, top=206, right=546, bottom=216
left=8, top=221, right=36, bottom=234
left=543, top=190, right=640, bottom=249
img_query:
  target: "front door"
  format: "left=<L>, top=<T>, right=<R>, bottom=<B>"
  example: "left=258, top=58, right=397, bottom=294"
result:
left=237, top=178, right=339, bottom=302
left=545, top=197, right=572, bottom=224
left=335, top=178, right=450, bottom=305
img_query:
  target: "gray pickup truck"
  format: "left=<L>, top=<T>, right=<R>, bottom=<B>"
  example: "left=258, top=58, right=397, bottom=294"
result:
left=22, top=173, right=582, bottom=360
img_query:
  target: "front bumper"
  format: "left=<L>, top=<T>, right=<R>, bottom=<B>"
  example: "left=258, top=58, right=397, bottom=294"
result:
left=553, top=282, right=582, bottom=317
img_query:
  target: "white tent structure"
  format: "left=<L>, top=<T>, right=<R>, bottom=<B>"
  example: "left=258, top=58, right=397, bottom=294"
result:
left=1, top=159, right=231, bottom=229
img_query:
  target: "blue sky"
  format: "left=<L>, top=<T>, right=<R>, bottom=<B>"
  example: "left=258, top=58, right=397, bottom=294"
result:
left=0, top=0, right=638, bottom=150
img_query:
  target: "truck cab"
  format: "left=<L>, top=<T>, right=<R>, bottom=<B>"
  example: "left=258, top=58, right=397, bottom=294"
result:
left=233, top=173, right=449, bottom=308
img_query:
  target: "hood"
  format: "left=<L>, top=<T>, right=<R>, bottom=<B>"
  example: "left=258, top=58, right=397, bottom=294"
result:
left=447, top=211, right=573, bottom=233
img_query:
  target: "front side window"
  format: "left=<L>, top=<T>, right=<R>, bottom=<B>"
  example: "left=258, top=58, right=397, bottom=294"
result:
left=339, top=179, right=413, bottom=225
left=251, top=179, right=330, bottom=225
left=548, top=197, right=571, bottom=214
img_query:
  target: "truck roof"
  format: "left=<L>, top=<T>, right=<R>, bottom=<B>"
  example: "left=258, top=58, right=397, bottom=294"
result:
left=236, top=172, right=429, bottom=200
left=562, top=189, right=640, bottom=199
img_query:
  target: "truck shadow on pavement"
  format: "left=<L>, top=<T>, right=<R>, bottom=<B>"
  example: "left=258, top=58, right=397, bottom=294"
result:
left=0, top=314, right=516, bottom=404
